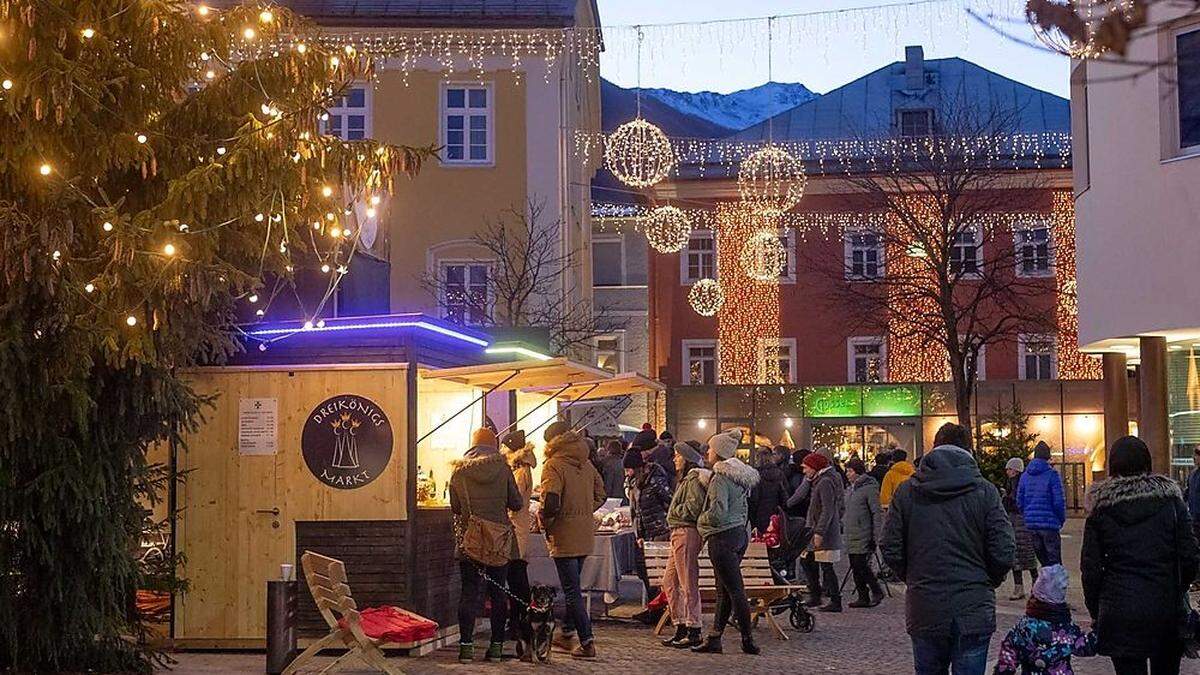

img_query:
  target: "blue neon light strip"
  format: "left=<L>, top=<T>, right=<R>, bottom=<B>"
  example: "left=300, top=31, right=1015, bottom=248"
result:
left=245, top=319, right=490, bottom=347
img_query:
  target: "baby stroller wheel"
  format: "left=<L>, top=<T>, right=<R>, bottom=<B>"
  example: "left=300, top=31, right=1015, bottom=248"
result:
left=790, top=605, right=815, bottom=633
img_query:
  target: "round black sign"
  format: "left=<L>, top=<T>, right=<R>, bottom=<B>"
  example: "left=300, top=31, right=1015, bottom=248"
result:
left=301, top=394, right=393, bottom=490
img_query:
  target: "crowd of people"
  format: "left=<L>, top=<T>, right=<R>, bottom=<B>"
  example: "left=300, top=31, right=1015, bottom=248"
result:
left=444, top=418, right=1200, bottom=675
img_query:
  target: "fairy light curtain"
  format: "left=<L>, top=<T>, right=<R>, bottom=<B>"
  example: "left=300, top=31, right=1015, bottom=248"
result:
left=716, top=203, right=782, bottom=385
left=1052, top=191, right=1102, bottom=380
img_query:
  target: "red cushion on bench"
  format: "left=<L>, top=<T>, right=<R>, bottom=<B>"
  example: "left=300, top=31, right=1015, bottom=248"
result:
left=339, top=606, right=438, bottom=643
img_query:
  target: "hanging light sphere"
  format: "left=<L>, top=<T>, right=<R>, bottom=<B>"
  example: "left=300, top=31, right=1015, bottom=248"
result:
left=1029, top=22, right=1107, bottom=59
left=604, top=118, right=675, bottom=188
left=738, top=145, right=806, bottom=216
left=740, top=230, right=787, bottom=281
left=644, top=205, right=692, bottom=254
left=688, top=278, right=725, bottom=317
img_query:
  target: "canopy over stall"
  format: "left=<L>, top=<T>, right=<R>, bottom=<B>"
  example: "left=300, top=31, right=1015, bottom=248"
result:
left=422, top=357, right=611, bottom=392
left=534, top=373, right=666, bottom=439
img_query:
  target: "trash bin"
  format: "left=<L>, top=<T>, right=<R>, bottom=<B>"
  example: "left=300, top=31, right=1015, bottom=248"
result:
left=266, top=580, right=298, bottom=674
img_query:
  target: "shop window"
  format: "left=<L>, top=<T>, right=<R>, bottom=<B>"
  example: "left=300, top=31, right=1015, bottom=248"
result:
left=1019, top=334, right=1057, bottom=380
left=595, top=334, right=624, bottom=374
left=683, top=339, right=718, bottom=385
left=322, top=85, right=371, bottom=140
left=681, top=230, right=715, bottom=284
left=950, top=227, right=981, bottom=277
left=898, top=109, right=934, bottom=137
left=440, top=262, right=491, bottom=326
left=759, top=338, right=796, bottom=384
left=1178, top=27, right=1200, bottom=151
left=442, top=83, right=492, bottom=164
left=848, top=337, right=887, bottom=383
left=592, top=236, right=624, bottom=286
left=1016, top=225, right=1053, bottom=277
left=845, top=229, right=884, bottom=280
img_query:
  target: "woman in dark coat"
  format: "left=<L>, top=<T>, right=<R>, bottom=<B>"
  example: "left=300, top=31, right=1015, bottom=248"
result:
left=1003, top=457, right=1039, bottom=600
left=749, top=446, right=791, bottom=534
left=1081, top=436, right=1199, bottom=675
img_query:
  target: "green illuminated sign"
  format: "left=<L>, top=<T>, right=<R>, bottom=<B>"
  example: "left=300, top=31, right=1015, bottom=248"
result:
left=804, top=386, right=862, bottom=418
left=863, top=385, right=922, bottom=417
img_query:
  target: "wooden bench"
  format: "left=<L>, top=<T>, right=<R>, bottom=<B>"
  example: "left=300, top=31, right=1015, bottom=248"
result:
left=644, top=540, right=802, bottom=640
left=285, top=551, right=438, bottom=675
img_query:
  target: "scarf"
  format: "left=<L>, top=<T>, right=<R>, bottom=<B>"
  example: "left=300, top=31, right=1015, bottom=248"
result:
left=1025, top=597, right=1072, bottom=625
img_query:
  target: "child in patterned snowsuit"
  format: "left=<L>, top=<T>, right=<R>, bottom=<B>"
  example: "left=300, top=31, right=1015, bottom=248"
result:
left=994, top=564, right=1098, bottom=675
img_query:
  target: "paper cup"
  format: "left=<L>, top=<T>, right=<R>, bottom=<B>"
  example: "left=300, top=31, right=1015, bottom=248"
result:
left=281, top=563, right=295, bottom=581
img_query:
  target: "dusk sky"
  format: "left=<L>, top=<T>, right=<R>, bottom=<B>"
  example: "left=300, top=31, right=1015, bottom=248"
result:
left=595, top=0, right=1070, bottom=98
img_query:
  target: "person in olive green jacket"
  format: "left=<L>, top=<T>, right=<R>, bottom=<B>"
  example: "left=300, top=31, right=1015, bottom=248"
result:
left=659, top=441, right=712, bottom=648
left=692, top=429, right=762, bottom=656
left=449, top=427, right=522, bottom=663
left=539, top=421, right=606, bottom=659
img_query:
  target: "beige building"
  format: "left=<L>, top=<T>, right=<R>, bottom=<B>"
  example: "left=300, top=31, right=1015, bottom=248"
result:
left=1072, top=5, right=1200, bottom=477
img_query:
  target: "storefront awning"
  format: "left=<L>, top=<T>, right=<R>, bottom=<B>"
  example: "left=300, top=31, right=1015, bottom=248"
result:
left=421, top=358, right=611, bottom=393
left=525, top=372, right=664, bottom=401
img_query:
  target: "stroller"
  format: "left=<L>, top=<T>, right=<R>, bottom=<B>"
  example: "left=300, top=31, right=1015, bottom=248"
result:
left=762, top=510, right=816, bottom=633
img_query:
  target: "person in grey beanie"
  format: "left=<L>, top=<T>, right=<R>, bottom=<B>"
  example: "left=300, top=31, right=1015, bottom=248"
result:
left=1003, top=456, right=1039, bottom=600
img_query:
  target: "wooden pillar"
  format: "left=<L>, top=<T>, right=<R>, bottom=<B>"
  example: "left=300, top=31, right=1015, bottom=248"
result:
left=1101, top=352, right=1129, bottom=471
left=1138, top=336, right=1171, bottom=475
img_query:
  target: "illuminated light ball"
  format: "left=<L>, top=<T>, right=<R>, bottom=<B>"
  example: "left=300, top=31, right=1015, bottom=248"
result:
left=248, top=294, right=259, bottom=303
left=136, top=133, right=147, bottom=144
left=329, top=227, right=342, bottom=238
left=739, top=230, right=787, bottom=281
left=126, top=315, right=138, bottom=326
left=296, top=43, right=307, bottom=54
left=312, top=222, right=321, bottom=230
left=163, top=243, right=176, bottom=256
left=80, top=27, right=96, bottom=39
left=320, top=263, right=331, bottom=273
left=102, top=221, right=113, bottom=232
left=258, top=342, right=268, bottom=351
left=279, top=242, right=287, bottom=253
left=38, top=163, right=51, bottom=176
left=85, top=282, right=95, bottom=293
left=2, top=79, right=12, bottom=90
left=604, top=118, right=675, bottom=188
left=179, top=223, right=189, bottom=232
left=258, top=9, right=273, bottom=23
left=200, top=51, right=210, bottom=61
left=321, top=185, right=333, bottom=197
left=644, top=205, right=692, bottom=254
left=51, top=250, right=61, bottom=261
left=243, top=27, right=256, bottom=41
left=688, top=278, right=725, bottom=317
left=737, top=145, right=806, bottom=216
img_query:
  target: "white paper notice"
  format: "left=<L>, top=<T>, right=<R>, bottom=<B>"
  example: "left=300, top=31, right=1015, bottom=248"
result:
left=238, top=398, right=278, bottom=455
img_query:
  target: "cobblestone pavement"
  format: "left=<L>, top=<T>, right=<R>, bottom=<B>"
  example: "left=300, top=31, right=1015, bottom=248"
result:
left=163, top=521, right=1119, bottom=674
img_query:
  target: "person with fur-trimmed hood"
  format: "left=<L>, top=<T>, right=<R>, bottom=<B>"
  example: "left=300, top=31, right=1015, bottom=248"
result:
left=1081, top=436, right=1199, bottom=675
left=659, top=441, right=711, bottom=649
left=450, top=427, right=523, bottom=663
left=501, top=430, right=537, bottom=659
left=692, top=429, right=763, bottom=656
left=539, top=421, right=607, bottom=660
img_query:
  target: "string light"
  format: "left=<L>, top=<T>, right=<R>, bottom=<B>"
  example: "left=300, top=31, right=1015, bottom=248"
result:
left=321, top=185, right=333, bottom=197
left=80, top=27, right=95, bottom=39
left=644, top=205, right=692, bottom=253
left=258, top=9, right=274, bottom=23
left=688, top=278, right=724, bottom=317
left=196, top=4, right=210, bottom=17
left=243, top=27, right=257, bottom=41
left=162, top=243, right=176, bottom=256
left=1051, top=191, right=1103, bottom=380
left=38, top=163, right=51, bottom=176
left=739, top=229, right=788, bottom=281
left=248, top=294, right=259, bottom=303
left=738, top=145, right=806, bottom=216
left=102, top=221, right=113, bottom=232
left=84, top=283, right=95, bottom=293
left=126, top=315, right=138, bottom=326
left=604, top=119, right=675, bottom=188
left=717, top=203, right=780, bottom=384
left=1, top=79, right=11, bottom=90
left=136, top=133, right=148, bottom=144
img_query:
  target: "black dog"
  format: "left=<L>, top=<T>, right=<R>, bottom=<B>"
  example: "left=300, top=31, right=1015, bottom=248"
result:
left=515, top=584, right=557, bottom=663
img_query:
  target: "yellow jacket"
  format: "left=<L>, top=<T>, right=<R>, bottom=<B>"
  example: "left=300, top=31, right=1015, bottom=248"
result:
left=879, top=460, right=916, bottom=508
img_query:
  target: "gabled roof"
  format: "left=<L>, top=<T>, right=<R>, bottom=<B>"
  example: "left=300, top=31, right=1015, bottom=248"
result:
left=238, top=0, right=591, bottom=28
left=730, top=56, right=1069, bottom=142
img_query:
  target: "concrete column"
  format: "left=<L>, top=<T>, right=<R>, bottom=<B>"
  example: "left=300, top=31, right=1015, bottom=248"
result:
left=1138, top=336, right=1172, bottom=475
left=1101, top=352, right=1129, bottom=461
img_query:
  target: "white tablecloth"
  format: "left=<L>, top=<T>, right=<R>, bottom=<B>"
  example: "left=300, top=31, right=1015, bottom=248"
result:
left=525, top=528, right=637, bottom=594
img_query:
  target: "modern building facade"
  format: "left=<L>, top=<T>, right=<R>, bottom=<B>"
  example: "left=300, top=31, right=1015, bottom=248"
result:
left=1072, top=5, right=1200, bottom=478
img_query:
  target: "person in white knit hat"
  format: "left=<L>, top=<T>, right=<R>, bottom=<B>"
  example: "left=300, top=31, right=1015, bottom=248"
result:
left=1003, top=456, right=1039, bottom=600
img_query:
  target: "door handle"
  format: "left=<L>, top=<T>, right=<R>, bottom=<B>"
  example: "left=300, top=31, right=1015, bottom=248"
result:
left=256, top=507, right=280, bottom=516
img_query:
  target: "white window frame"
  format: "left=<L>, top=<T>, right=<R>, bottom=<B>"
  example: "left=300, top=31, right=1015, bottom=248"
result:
left=897, top=108, right=934, bottom=137
left=682, top=339, right=719, bottom=385
left=758, top=337, right=797, bottom=384
left=680, top=229, right=717, bottom=285
left=437, top=259, right=494, bottom=327
left=844, top=228, right=886, bottom=281
left=594, top=333, right=625, bottom=374
left=777, top=228, right=797, bottom=284
left=1018, top=333, right=1058, bottom=381
left=1173, top=24, right=1200, bottom=155
left=440, top=82, right=494, bottom=166
left=321, top=83, right=373, bottom=140
left=848, top=336, right=888, bottom=384
left=591, top=233, right=625, bottom=287
left=1015, top=223, right=1055, bottom=278
left=949, top=225, right=983, bottom=279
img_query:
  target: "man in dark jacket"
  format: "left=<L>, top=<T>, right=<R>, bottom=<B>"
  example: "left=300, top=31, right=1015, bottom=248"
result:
left=646, top=430, right=677, bottom=489
left=882, top=423, right=1015, bottom=675
left=1017, top=441, right=1066, bottom=566
left=749, top=446, right=791, bottom=533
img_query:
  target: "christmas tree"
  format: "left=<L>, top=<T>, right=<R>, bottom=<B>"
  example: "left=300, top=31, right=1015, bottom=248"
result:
left=977, top=400, right=1040, bottom=489
left=0, top=1, right=431, bottom=669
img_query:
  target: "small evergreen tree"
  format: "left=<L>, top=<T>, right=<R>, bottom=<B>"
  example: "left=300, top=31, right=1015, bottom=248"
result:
left=977, top=400, right=1040, bottom=489
left=0, top=2, right=431, bottom=670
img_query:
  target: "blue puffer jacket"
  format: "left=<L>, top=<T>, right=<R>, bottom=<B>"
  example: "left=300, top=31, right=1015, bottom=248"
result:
left=1017, top=458, right=1066, bottom=531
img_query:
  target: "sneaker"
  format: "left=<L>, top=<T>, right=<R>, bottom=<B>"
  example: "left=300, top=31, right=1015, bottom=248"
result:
left=484, top=642, right=504, bottom=662
left=457, top=643, right=475, bottom=663
left=552, top=632, right=577, bottom=653
left=661, top=624, right=688, bottom=647
left=571, top=641, right=597, bottom=659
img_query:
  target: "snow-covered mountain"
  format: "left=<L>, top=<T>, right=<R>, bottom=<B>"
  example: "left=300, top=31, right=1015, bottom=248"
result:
left=639, top=81, right=818, bottom=133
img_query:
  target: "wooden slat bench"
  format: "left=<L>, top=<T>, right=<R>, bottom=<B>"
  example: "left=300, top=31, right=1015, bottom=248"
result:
left=644, top=540, right=802, bottom=640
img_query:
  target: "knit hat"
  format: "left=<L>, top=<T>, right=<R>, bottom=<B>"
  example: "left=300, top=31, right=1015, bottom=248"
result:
left=472, top=427, right=498, bottom=449
left=660, top=430, right=674, bottom=442
left=846, top=458, right=867, bottom=476
left=674, top=441, right=704, bottom=466
left=622, top=449, right=645, bottom=470
left=544, top=420, right=570, bottom=443
left=631, top=428, right=658, bottom=452
left=1005, top=457, right=1025, bottom=473
left=816, top=447, right=835, bottom=462
left=502, top=430, right=526, bottom=451
left=802, top=452, right=831, bottom=472
left=708, top=429, right=742, bottom=460
left=1031, top=564, right=1069, bottom=605
left=1033, top=441, right=1052, bottom=460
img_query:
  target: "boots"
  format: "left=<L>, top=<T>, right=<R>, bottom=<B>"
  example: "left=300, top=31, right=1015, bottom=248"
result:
left=457, top=643, right=475, bottom=663
left=691, top=635, right=723, bottom=654
left=869, top=586, right=885, bottom=607
left=681, top=627, right=703, bottom=648
left=804, top=592, right=824, bottom=608
left=848, top=592, right=873, bottom=609
left=661, top=624, right=688, bottom=647
left=484, top=642, right=504, bottom=662
left=819, top=596, right=843, bottom=613
left=741, top=634, right=761, bottom=655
